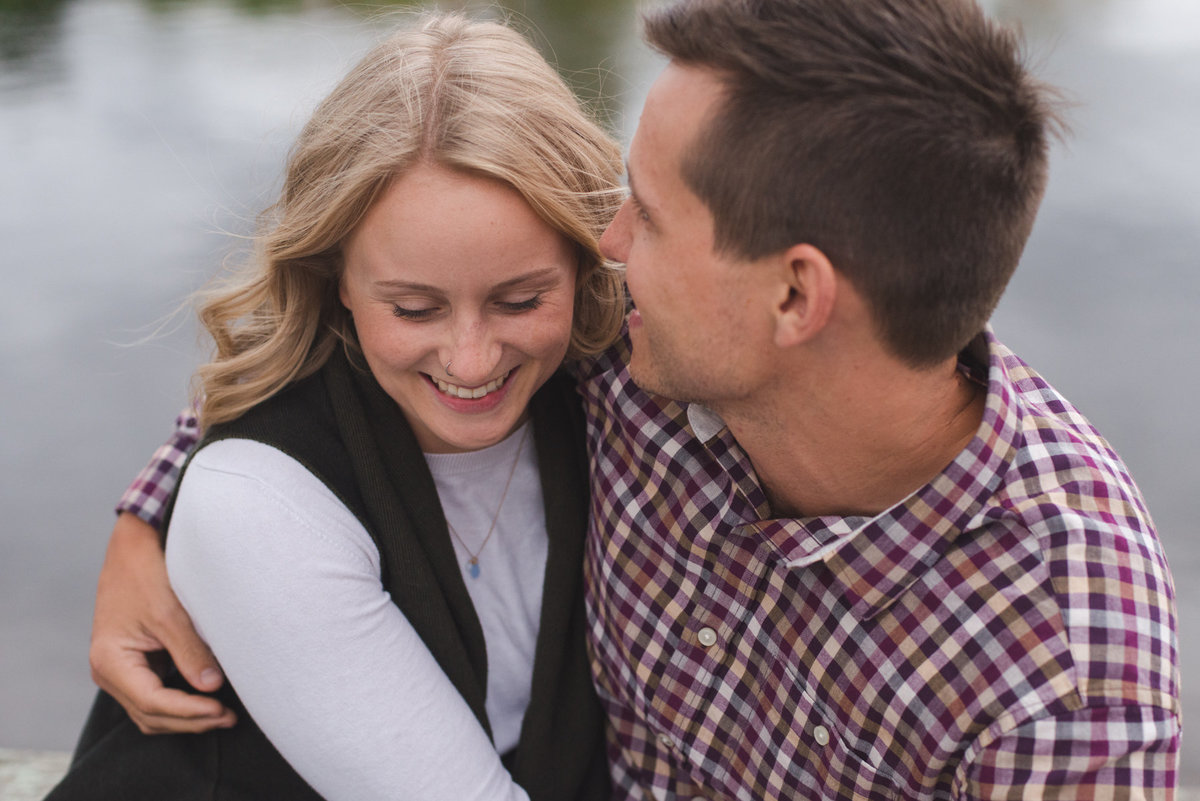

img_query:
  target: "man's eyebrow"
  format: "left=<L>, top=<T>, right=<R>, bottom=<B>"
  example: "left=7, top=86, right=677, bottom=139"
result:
left=372, top=267, right=564, bottom=293
left=625, top=161, right=651, bottom=216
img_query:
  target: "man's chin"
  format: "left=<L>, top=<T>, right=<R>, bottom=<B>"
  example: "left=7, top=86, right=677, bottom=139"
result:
left=626, top=348, right=659, bottom=395
left=628, top=332, right=693, bottom=400
left=627, top=350, right=675, bottom=400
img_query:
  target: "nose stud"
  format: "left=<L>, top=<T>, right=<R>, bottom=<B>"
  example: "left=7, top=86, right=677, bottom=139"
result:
left=445, top=361, right=455, bottom=377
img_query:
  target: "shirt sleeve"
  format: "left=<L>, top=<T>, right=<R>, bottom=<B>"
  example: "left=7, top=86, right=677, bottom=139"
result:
left=960, top=702, right=1180, bottom=800
left=115, top=408, right=199, bottom=530
left=165, top=439, right=531, bottom=801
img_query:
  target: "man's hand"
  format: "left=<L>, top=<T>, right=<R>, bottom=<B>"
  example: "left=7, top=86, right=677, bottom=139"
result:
left=89, top=512, right=237, bottom=734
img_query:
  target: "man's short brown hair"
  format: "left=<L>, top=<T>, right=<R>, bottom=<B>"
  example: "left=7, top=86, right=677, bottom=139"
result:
left=644, top=0, right=1064, bottom=366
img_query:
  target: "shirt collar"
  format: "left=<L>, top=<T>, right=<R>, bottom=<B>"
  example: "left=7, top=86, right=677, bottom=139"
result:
left=686, top=402, right=726, bottom=444
left=686, top=402, right=775, bottom=520
left=682, top=330, right=1026, bottom=618
left=811, top=328, right=1025, bottom=618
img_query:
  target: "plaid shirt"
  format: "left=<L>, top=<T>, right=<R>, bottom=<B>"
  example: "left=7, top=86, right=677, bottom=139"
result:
left=116, top=408, right=198, bottom=529
left=120, top=331, right=1180, bottom=800
left=577, top=328, right=1180, bottom=800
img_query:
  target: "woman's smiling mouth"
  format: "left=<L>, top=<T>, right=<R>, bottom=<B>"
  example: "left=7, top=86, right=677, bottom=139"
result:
left=430, top=369, right=513, bottom=399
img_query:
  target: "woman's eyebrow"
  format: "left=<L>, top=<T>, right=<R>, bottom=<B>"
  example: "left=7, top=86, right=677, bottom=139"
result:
left=372, top=267, right=563, bottom=293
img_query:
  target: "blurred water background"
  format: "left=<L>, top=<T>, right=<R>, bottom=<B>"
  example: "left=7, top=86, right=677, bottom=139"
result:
left=1, top=0, right=1197, bottom=783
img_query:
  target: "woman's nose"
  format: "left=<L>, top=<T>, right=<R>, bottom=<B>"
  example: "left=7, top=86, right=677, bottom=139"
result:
left=441, top=317, right=502, bottom=385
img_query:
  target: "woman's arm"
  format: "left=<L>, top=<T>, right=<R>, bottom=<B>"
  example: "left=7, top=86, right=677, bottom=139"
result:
left=167, top=438, right=530, bottom=801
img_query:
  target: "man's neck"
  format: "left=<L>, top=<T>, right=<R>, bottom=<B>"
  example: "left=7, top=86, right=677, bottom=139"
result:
left=720, top=354, right=985, bottom=520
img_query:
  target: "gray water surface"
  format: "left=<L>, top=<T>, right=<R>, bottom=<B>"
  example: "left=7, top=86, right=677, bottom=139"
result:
left=2, top=0, right=1197, bottom=782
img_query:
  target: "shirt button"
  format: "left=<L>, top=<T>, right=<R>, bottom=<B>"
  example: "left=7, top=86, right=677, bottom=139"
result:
left=812, top=724, right=831, bottom=747
left=696, top=626, right=718, bottom=647
left=658, top=732, right=674, bottom=747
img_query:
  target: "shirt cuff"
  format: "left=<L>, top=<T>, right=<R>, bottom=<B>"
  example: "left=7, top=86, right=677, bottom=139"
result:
left=115, top=408, right=200, bottom=531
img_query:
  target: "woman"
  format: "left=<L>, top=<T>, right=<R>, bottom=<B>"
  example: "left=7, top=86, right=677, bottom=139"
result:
left=48, top=14, right=624, bottom=801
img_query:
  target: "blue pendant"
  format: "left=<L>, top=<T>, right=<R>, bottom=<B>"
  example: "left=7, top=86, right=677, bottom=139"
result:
left=467, top=559, right=481, bottom=579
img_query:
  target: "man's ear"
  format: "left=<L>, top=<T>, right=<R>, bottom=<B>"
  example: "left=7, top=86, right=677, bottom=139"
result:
left=773, top=243, right=836, bottom=348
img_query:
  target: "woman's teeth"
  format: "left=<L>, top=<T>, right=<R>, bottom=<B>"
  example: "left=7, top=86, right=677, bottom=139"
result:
left=432, top=371, right=510, bottom=399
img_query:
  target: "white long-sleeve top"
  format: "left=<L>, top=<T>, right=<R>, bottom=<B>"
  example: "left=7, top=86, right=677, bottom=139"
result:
left=165, top=423, right=546, bottom=801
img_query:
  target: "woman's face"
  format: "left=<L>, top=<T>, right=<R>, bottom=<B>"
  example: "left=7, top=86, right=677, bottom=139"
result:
left=340, top=164, right=577, bottom=453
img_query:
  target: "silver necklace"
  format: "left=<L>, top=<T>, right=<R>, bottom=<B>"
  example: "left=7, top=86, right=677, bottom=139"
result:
left=444, top=425, right=530, bottom=579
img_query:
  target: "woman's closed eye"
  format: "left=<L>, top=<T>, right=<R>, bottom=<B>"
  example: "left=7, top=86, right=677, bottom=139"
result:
left=497, top=294, right=544, bottom=313
left=391, top=304, right=440, bottom=321
left=390, top=293, right=544, bottom=321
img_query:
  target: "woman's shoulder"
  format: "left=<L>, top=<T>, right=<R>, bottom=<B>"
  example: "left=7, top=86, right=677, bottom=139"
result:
left=187, top=438, right=334, bottom=497
left=173, top=439, right=380, bottom=572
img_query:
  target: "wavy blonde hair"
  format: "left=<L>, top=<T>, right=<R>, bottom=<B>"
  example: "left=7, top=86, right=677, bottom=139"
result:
left=195, top=13, right=625, bottom=428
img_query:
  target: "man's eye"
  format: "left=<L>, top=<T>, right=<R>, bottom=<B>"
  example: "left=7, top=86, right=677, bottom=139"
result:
left=630, top=198, right=650, bottom=224
left=391, top=304, right=438, bottom=320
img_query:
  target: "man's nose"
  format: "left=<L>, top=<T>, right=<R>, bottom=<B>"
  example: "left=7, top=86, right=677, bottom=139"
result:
left=599, top=197, right=633, bottom=263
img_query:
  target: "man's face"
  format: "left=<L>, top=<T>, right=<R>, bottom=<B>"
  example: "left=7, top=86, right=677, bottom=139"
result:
left=600, top=63, right=774, bottom=407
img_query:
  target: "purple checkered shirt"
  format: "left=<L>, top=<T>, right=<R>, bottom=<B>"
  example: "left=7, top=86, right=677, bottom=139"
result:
left=577, top=328, right=1180, bottom=800
left=119, top=330, right=1180, bottom=800
left=116, top=408, right=198, bottom=530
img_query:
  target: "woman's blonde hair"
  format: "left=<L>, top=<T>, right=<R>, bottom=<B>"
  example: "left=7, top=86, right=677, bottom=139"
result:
left=195, top=13, right=625, bottom=428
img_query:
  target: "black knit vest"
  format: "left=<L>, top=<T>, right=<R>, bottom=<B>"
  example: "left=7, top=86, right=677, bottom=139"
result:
left=52, top=350, right=609, bottom=801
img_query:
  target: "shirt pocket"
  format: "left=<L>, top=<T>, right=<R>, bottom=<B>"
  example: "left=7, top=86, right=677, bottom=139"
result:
left=787, top=682, right=900, bottom=801
left=809, top=721, right=899, bottom=801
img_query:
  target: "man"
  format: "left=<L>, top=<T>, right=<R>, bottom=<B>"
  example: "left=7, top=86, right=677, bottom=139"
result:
left=574, top=1, right=1179, bottom=797
left=92, top=0, right=1180, bottom=797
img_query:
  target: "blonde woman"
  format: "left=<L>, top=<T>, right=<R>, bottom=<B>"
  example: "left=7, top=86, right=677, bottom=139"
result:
left=48, top=14, right=622, bottom=801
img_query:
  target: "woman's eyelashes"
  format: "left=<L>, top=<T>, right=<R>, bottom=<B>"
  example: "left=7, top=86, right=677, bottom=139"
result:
left=498, top=294, right=544, bottom=313
left=391, top=304, right=438, bottom=320
left=390, top=293, right=545, bottom=321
